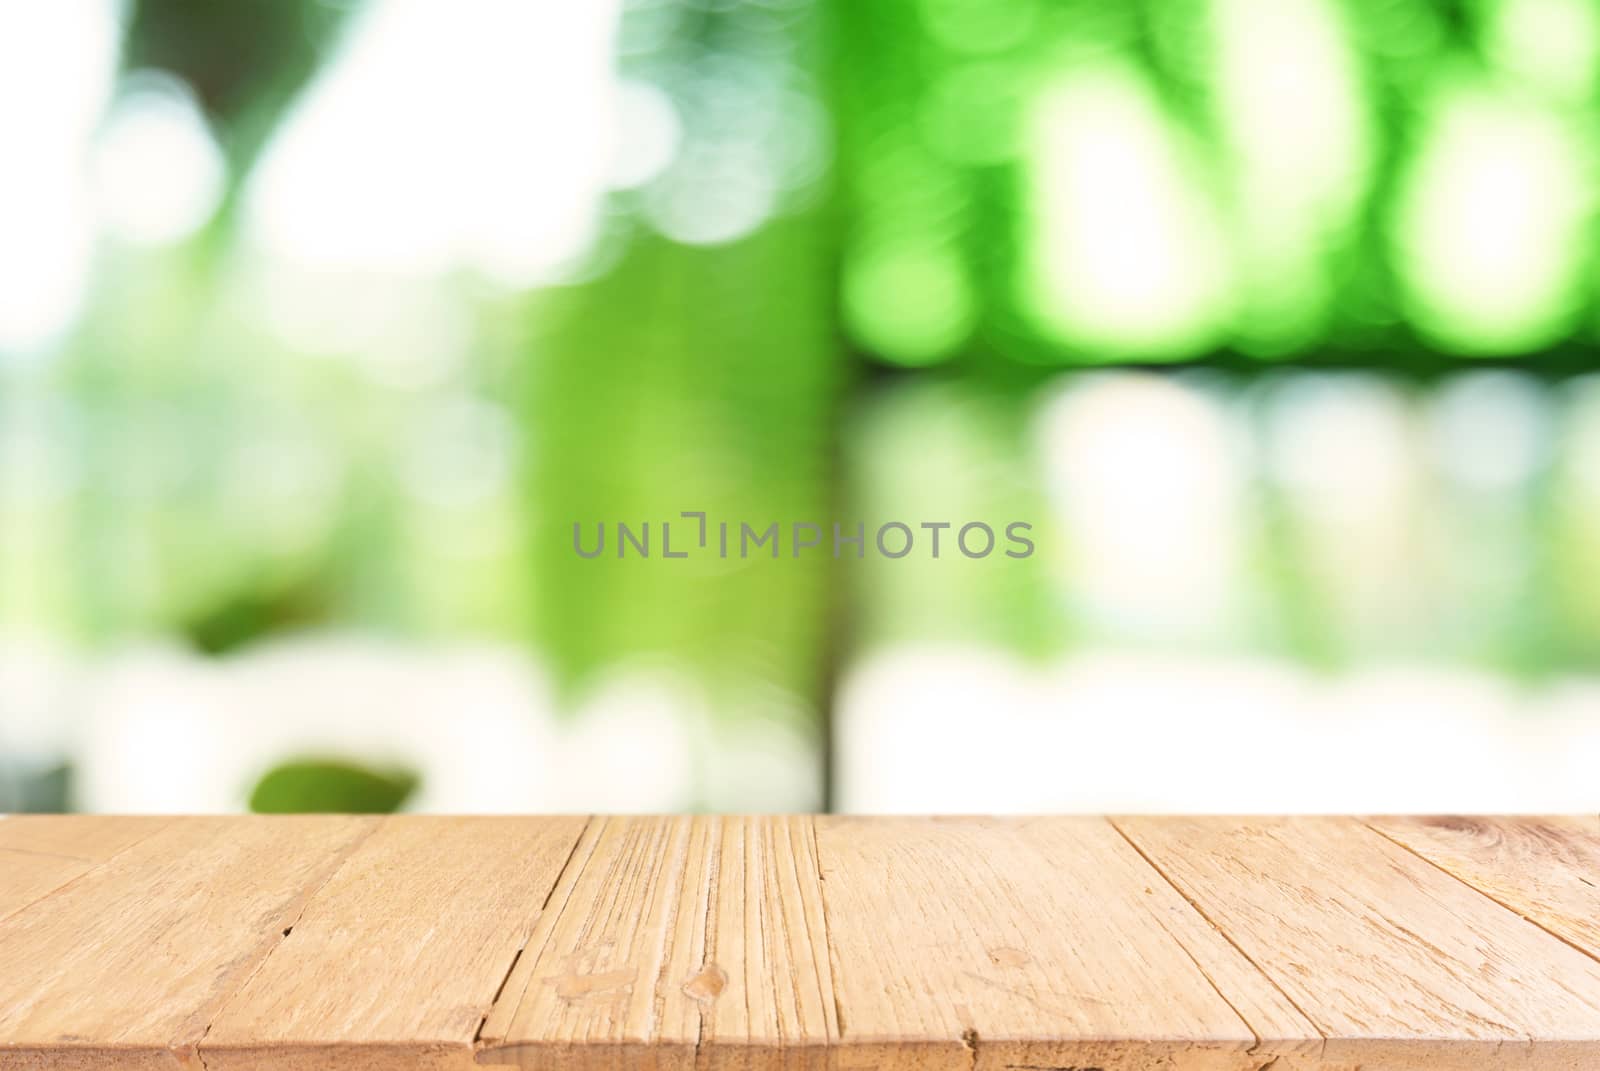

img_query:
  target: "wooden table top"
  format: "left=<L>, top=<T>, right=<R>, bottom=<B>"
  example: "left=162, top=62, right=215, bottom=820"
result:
left=1, top=816, right=1598, bottom=1070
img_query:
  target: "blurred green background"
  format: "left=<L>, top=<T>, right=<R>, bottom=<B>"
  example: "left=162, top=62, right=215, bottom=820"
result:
left=3, top=0, right=1600, bottom=814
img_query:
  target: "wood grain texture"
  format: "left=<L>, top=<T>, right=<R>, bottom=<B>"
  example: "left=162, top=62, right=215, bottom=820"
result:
left=201, top=816, right=589, bottom=1071
left=3, top=815, right=1599, bottom=1071
left=1367, top=815, right=1600, bottom=965
left=0, top=815, right=170, bottom=860
left=0, top=816, right=376, bottom=1070
left=0, top=816, right=168, bottom=924
left=1116, top=816, right=1600, bottom=1070
left=815, top=816, right=1317, bottom=1071
left=480, top=815, right=837, bottom=1071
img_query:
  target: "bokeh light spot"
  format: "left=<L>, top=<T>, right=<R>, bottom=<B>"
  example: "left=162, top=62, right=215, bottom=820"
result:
left=844, top=241, right=974, bottom=366
left=1391, top=79, right=1594, bottom=355
left=92, top=73, right=226, bottom=246
left=1486, top=0, right=1600, bottom=100
left=1019, top=61, right=1231, bottom=360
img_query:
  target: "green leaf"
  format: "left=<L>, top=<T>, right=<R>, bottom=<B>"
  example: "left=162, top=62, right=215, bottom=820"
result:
left=247, top=759, right=418, bottom=814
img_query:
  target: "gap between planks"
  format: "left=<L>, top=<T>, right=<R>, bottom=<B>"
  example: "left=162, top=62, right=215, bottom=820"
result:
left=471, top=814, right=596, bottom=1046
left=191, top=818, right=386, bottom=1069
left=6, top=815, right=1600, bottom=1071
left=477, top=816, right=1321, bottom=1070
left=1106, top=817, right=1326, bottom=1062
left=1363, top=816, right=1600, bottom=971
left=0, top=816, right=175, bottom=926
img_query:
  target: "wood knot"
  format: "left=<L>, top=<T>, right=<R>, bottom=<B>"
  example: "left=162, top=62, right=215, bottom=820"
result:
left=683, top=963, right=728, bottom=1002
left=988, top=946, right=1030, bottom=968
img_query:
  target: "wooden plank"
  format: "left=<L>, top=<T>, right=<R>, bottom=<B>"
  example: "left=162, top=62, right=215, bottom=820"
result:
left=480, top=815, right=837, bottom=1071
left=812, top=815, right=1319, bottom=1071
left=0, top=815, right=376, bottom=1070
left=1117, top=816, right=1600, bottom=1069
left=0, top=817, right=169, bottom=924
left=695, top=815, right=837, bottom=1067
left=0, top=851, right=91, bottom=926
left=0, top=815, right=170, bottom=860
left=6, top=816, right=1600, bottom=1070
left=200, top=815, right=589, bottom=1071
left=1367, top=815, right=1600, bottom=966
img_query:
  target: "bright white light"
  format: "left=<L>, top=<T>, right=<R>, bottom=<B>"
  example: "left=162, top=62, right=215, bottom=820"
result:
left=76, top=646, right=239, bottom=813
left=76, top=638, right=571, bottom=813
left=1211, top=0, right=1372, bottom=348
left=68, top=639, right=814, bottom=813
left=1020, top=61, right=1231, bottom=359
left=1392, top=81, right=1594, bottom=353
left=0, top=2, right=117, bottom=157
left=1213, top=0, right=1370, bottom=207
left=0, top=191, right=94, bottom=357
left=0, top=636, right=77, bottom=765
left=0, top=0, right=119, bottom=354
left=557, top=671, right=697, bottom=811
left=1487, top=0, right=1600, bottom=100
left=837, top=644, right=1600, bottom=813
left=92, top=76, right=226, bottom=246
left=836, top=646, right=1051, bottom=813
left=1036, top=373, right=1247, bottom=640
left=608, top=80, right=681, bottom=189
left=245, top=0, right=621, bottom=286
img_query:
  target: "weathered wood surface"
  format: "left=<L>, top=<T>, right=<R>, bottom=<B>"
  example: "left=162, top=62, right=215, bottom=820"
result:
left=1, top=815, right=1597, bottom=1070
